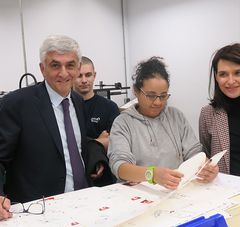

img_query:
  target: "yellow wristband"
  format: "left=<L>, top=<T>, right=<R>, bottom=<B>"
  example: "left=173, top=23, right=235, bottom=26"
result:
left=145, top=166, right=156, bottom=184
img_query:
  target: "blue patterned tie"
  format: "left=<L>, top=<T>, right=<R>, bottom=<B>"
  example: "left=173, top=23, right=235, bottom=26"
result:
left=61, top=98, right=87, bottom=190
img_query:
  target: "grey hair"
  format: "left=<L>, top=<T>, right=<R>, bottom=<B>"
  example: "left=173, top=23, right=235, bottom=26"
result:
left=39, top=35, right=82, bottom=65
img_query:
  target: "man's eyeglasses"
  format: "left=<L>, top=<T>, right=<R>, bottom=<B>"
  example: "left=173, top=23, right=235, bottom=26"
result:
left=2, top=196, right=45, bottom=215
left=139, top=88, right=171, bottom=102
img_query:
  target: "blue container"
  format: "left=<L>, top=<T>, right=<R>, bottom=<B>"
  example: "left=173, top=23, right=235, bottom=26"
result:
left=177, top=213, right=228, bottom=227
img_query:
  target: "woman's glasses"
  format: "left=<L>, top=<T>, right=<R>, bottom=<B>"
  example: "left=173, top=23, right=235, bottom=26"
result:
left=140, top=88, right=171, bottom=102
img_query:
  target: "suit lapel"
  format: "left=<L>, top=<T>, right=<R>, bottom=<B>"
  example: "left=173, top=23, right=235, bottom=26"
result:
left=71, top=91, right=89, bottom=161
left=71, top=91, right=86, bottom=140
left=34, top=83, right=64, bottom=159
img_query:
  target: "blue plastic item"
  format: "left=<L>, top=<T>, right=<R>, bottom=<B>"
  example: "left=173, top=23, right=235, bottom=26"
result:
left=177, top=213, right=228, bottom=227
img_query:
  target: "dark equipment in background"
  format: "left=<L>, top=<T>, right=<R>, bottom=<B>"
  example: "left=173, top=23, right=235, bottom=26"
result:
left=1, top=73, right=38, bottom=99
left=19, top=73, right=38, bottom=89
left=2, top=78, right=131, bottom=103
left=0, top=91, right=8, bottom=99
left=94, top=81, right=130, bottom=102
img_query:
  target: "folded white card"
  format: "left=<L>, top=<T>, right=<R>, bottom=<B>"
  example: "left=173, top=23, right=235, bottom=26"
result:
left=177, top=150, right=227, bottom=187
left=210, top=149, right=227, bottom=166
left=178, top=152, right=206, bottom=186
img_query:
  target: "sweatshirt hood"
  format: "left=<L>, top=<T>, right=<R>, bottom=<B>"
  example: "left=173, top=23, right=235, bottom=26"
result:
left=121, top=104, right=168, bottom=146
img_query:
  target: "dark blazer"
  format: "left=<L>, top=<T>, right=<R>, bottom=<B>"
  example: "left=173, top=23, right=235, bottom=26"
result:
left=0, top=82, right=115, bottom=203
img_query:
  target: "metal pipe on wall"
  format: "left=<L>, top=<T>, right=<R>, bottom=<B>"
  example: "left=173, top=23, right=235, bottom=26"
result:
left=121, top=0, right=130, bottom=103
left=19, top=0, right=28, bottom=86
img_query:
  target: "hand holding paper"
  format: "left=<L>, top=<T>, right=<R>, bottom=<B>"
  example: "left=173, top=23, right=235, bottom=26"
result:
left=177, top=152, right=206, bottom=188
left=196, top=150, right=227, bottom=183
left=177, top=150, right=227, bottom=187
left=196, top=161, right=219, bottom=183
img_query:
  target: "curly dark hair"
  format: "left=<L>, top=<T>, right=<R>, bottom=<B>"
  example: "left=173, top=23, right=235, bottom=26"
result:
left=132, top=56, right=170, bottom=91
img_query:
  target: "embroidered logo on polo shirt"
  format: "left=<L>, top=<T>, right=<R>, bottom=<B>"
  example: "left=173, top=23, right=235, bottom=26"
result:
left=91, top=117, right=100, bottom=123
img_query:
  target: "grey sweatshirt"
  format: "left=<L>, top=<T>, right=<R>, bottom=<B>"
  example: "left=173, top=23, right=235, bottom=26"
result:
left=107, top=105, right=202, bottom=179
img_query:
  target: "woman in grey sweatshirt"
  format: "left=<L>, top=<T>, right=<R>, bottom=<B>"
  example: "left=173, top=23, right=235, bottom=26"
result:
left=107, top=57, right=218, bottom=190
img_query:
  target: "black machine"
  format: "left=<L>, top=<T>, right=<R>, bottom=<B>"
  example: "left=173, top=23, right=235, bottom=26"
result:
left=19, top=73, right=38, bottom=88
left=94, top=81, right=130, bottom=100
left=1, top=73, right=37, bottom=99
left=0, top=91, right=8, bottom=99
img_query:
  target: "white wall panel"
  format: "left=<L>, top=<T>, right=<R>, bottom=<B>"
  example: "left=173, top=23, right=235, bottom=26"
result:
left=1, top=0, right=240, bottom=115
left=125, top=0, right=240, bottom=134
left=1, top=0, right=126, bottom=105
left=0, top=0, right=23, bottom=91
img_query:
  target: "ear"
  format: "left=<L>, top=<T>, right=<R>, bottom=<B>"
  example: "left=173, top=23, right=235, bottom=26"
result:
left=39, top=63, right=45, bottom=75
left=133, top=87, right=139, bottom=96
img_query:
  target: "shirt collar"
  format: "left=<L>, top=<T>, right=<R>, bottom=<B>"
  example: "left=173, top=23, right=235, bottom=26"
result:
left=45, top=81, right=71, bottom=107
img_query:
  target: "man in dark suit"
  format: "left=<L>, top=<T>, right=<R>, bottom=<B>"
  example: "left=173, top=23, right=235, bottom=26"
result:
left=0, top=35, right=112, bottom=220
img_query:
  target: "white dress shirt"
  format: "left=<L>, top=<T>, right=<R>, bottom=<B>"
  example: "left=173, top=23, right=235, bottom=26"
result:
left=45, top=81, right=82, bottom=192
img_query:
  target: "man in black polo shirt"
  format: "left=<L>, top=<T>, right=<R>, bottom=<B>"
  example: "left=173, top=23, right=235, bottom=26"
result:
left=73, top=56, right=120, bottom=151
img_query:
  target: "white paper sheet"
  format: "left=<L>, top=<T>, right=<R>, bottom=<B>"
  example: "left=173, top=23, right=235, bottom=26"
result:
left=1, top=174, right=240, bottom=227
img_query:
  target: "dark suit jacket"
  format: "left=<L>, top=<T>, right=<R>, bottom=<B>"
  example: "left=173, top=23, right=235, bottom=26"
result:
left=0, top=82, right=115, bottom=203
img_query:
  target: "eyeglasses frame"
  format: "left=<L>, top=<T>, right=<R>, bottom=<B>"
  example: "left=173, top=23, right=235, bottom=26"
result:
left=139, top=88, right=171, bottom=102
left=2, top=196, right=45, bottom=215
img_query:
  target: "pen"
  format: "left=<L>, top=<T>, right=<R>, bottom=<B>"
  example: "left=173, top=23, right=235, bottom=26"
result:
left=196, top=158, right=212, bottom=175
